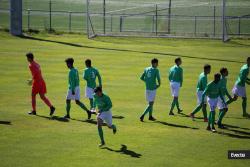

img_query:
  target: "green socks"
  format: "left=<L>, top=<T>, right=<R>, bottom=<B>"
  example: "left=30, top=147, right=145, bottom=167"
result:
left=208, top=111, right=216, bottom=127
left=170, top=99, right=177, bottom=112
left=218, top=109, right=226, bottom=124
left=226, top=98, right=234, bottom=105
left=77, top=101, right=89, bottom=112
left=202, top=104, right=207, bottom=119
left=192, top=104, right=202, bottom=115
left=142, top=105, right=152, bottom=116
left=242, top=98, right=247, bottom=115
left=149, top=105, right=154, bottom=117
left=66, top=102, right=71, bottom=115
left=176, top=100, right=181, bottom=110
left=90, top=98, right=94, bottom=109
left=98, top=127, right=104, bottom=143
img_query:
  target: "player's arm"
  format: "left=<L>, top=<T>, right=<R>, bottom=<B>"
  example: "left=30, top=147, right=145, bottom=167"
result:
left=140, top=70, right=146, bottom=82
left=219, top=88, right=226, bottom=105
left=103, top=96, right=112, bottom=111
left=168, top=69, right=172, bottom=81
left=96, top=70, right=102, bottom=87
left=83, top=70, right=87, bottom=81
left=180, top=68, right=183, bottom=87
left=156, top=69, right=161, bottom=88
left=201, top=86, right=208, bottom=103
left=69, top=71, right=76, bottom=94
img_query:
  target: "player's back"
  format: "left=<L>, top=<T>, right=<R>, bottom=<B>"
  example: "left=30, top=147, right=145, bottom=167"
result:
left=29, top=61, right=43, bottom=82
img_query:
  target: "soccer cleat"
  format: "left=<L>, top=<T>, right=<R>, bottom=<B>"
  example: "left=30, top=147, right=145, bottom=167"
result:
left=243, top=113, right=250, bottom=118
left=211, top=127, right=216, bottom=132
left=204, top=118, right=208, bottom=122
left=189, top=113, right=195, bottom=120
left=63, top=114, right=70, bottom=119
left=206, top=126, right=211, bottom=131
left=177, top=109, right=183, bottom=114
left=140, top=115, right=144, bottom=122
left=112, top=126, right=117, bottom=134
left=169, top=112, right=174, bottom=116
left=218, top=123, right=225, bottom=129
left=50, top=106, right=56, bottom=116
left=87, top=111, right=92, bottom=119
left=99, top=141, right=105, bottom=147
left=149, top=116, right=156, bottom=121
left=28, top=110, right=36, bottom=115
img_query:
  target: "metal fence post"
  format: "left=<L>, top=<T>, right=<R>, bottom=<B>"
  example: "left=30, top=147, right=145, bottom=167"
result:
left=110, top=14, right=113, bottom=32
left=238, top=17, right=241, bottom=35
left=168, top=0, right=172, bottom=34
left=155, top=4, right=158, bottom=36
left=119, top=16, right=123, bottom=32
left=49, top=0, right=52, bottom=31
left=103, top=0, right=106, bottom=34
left=194, top=16, right=197, bottom=36
left=27, top=9, right=30, bottom=30
left=69, top=11, right=72, bottom=32
left=213, top=6, right=216, bottom=37
left=152, top=16, right=155, bottom=32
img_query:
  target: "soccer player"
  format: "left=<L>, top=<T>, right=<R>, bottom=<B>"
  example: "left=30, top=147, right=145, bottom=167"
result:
left=93, top=86, right=117, bottom=147
left=190, top=64, right=211, bottom=122
left=139, top=58, right=161, bottom=122
left=217, top=68, right=233, bottom=129
left=83, top=59, right=102, bottom=111
left=26, top=52, right=55, bottom=116
left=228, top=57, right=250, bottom=117
left=64, top=58, right=91, bottom=119
left=202, top=73, right=226, bottom=132
left=168, top=57, right=183, bottom=115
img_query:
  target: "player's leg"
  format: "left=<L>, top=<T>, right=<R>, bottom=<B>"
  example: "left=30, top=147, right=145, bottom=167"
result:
left=140, top=101, right=153, bottom=122
left=106, top=111, right=117, bottom=134
left=242, top=97, right=248, bottom=117
left=207, top=98, right=217, bottom=132
left=29, top=92, right=37, bottom=115
left=202, top=103, right=208, bottom=122
left=170, top=97, right=177, bottom=115
left=39, top=93, right=55, bottom=116
left=64, top=99, right=71, bottom=118
left=97, top=114, right=105, bottom=146
left=148, top=101, right=156, bottom=121
left=140, top=90, right=155, bottom=121
left=86, top=87, right=94, bottom=110
left=89, top=98, right=94, bottom=109
left=76, top=100, right=91, bottom=119
left=217, top=97, right=227, bottom=128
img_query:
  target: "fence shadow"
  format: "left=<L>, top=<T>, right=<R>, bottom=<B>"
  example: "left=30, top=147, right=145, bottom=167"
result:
left=0, top=121, right=11, bottom=125
left=223, top=123, right=250, bottom=131
left=102, top=144, right=142, bottom=158
left=19, top=35, right=244, bottom=64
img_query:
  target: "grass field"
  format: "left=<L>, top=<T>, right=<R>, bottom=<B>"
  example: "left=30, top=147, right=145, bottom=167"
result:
left=0, top=31, right=250, bottom=167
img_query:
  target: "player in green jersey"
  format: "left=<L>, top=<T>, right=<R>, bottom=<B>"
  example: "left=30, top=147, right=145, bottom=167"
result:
left=202, top=73, right=226, bottom=132
left=190, top=64, right=211, bottom=122
left=169, top=57, right=183, bottom=115
left=64, top=58, right=91, bottom=119
left=217, top=68, right=233, bottom=129
left=93, top=86, right=117, bottom=147
left=83, top=59, right=102, bottom=111
left=139, top=58, right=161, bottom=122
left=229, top=57, right=250, bottom=117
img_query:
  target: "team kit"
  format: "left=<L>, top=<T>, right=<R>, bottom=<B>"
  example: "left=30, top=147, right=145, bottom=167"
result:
left=26, top=53, right=250, bottom=146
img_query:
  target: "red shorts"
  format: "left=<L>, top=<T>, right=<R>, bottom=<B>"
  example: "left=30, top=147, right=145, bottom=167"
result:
left=32, top=80, right=47, bottom=95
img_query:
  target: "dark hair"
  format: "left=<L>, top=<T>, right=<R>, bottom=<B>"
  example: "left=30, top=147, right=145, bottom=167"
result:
left=85, top=59, right=91, bottom=67
left=247, top=57, right=250, bottom=61
left=175, top=57, right=181, bottom=64
left=204, top=64, right=211, bottom=70
left=94, top=86, right=102, bottom=93
left=214, top=73, right=221, bottom=79
left=26, top=52, right=34, bottom=60
left=65, top=58, right=74, bottom=65
left=220, top=67, right=228, bottom=74
left=151, top=58, right=158, bottom=64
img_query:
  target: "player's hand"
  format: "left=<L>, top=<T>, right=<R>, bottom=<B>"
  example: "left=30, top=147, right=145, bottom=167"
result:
left=27, top=79, right=32, bottom=86
left=72, top=91, right=75, bottom=95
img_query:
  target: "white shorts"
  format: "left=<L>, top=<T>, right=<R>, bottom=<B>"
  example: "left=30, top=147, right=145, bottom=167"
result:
left=146, top=90, right=156, bottom=102
left=207, top=97, right=218, bottom=111
left=217, top=96, right=227, bottom=110
left=170, top=82, right=180, bottom=97
left=97, top=110, right=112, bottom=127
left=66, top=86, right=80, bottom=100
left=85, top=86, right=94, bottom=99
left=232, top=85, right=246, bottom=97
left=197, top=91, right=207, bottom=104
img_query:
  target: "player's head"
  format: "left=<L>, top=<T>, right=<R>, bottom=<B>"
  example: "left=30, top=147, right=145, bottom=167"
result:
left=85, top=59, right=91, bottom=67
left=175, top=57, right=182, bottom=66
left=247, top=57, right=250, bottom=66
left=151, top=58, right=158, bottom=68
left=26, top=52, right=34, bottom=62
left=204, top=64, right=211, bottom=74
left=65, top=58, right=74, bottom=68
left=214, top=73, right=221, bottom=84
left=220, top=67, right=228, bottom=77
left=94, top=86, right=103, bottom=97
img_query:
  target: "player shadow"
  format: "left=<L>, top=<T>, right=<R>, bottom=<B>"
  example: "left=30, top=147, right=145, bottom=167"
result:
left=19, top=35, right=244, bottom=64
left=224, top=128, right=250, bottom=136
left=223, top=123, right=250, bottom=131
left=112, top=115, right=125, bottom=119
left=154, top=121, right=199, bottom=130
left=178, top=113, right=204, bottom=119
left=36, top=115, right=69, bottom=122
left=0, top=121, right=11, bottom=125
left=216, top=131, right=250, bottom=139
left=71, top=118, right=97, bottom=125
left=224, top=116, right=249, bottom=120
left=101, top=144, right=142, bottom=158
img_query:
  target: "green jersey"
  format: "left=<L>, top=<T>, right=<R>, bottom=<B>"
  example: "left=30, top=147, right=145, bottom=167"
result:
left=235, top=64, right=249, bottom=87
left=68, top=68, right=79, bottom=91
left=219, top=76, right=229, bottom=97
left=202, top=81, right=224, bottom=102
left=93, top=93, right=112, bottom=112
left=197, top=72, right=207, bottom=92
left=83, top=67, right=102, bottom=89
left=140, top=66, right=161, bottom=90
left=169, top=65, right=183, bottom=86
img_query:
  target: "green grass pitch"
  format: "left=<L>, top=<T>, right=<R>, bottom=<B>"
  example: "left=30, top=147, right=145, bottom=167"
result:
left=0, top=31, right=250, bottom=167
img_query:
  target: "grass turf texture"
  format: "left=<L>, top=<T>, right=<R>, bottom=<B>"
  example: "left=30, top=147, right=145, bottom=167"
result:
left=0, top=31, right=250, bottom=167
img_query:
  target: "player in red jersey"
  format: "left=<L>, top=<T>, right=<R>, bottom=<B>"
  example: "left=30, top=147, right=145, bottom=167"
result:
left=26, top=52, right=55, bottom=116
